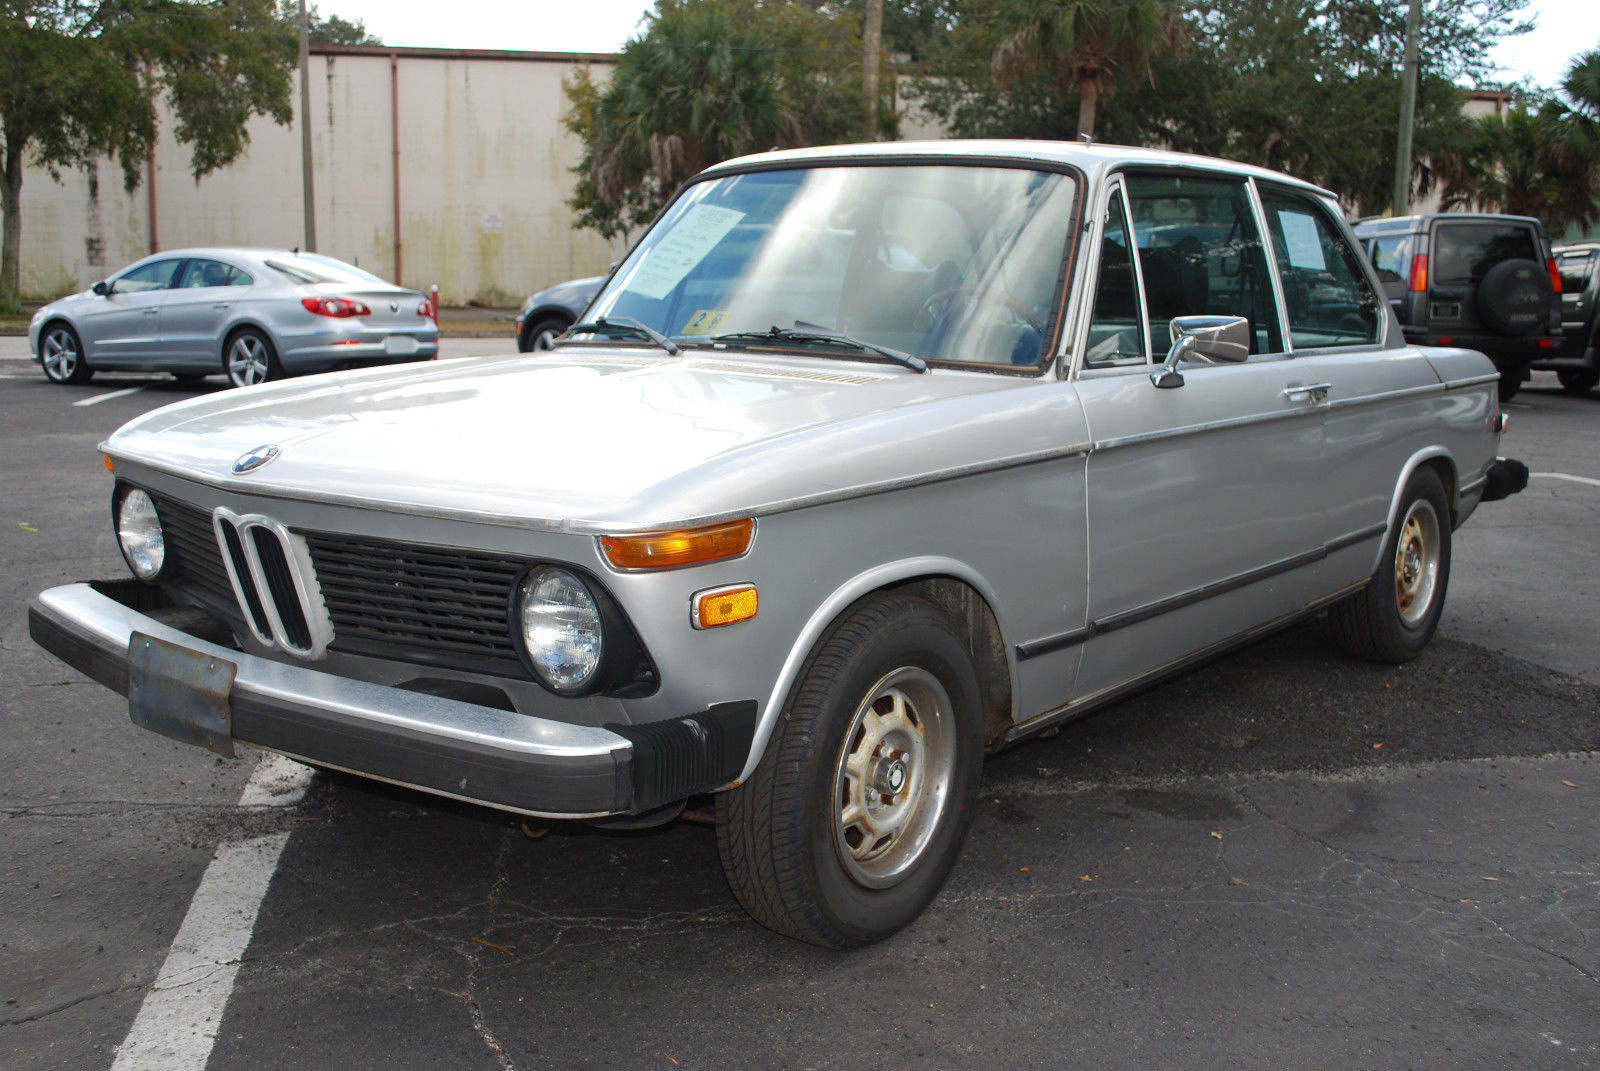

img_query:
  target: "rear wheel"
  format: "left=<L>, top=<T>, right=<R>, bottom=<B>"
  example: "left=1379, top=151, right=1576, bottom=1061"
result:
left=224, top=329, right=281, bottom=388
left=40, top=323, right=92, bottom=384
left=716, top=593, right=983, bottom=948
left=1330, top=467, right=1451, bottom=663
left=1557, top=368, right=1598, bottom=393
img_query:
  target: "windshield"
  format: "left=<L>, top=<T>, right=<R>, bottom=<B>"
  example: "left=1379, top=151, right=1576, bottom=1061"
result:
left=580, top=163, right=1079, bottom=369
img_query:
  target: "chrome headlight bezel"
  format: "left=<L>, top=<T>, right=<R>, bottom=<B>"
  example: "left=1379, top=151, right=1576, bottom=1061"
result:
left=114, top=485, right=166, bottom=582
left=509, top=564, right=658, bottom=698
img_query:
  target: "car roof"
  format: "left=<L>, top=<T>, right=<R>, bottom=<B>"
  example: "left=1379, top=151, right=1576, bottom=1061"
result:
left=1353, top=213, right=1545, bottom=234
left=699, top=139, right=1337, bottom=200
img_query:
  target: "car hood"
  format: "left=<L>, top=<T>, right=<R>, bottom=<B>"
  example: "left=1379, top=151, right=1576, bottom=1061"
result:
left=104, top=350, right=1069, bottom=530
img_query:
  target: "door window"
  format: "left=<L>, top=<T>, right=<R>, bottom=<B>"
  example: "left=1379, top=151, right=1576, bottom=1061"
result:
left=177, top=259, right=252, bottom=289
left=114, top=260, right=181, bottom=293
left=1123, top=174, right=1283, bottom=356
left=1085, top=187, right=1148, bottom=368
left=1259, top=188, right=1382, bottom=348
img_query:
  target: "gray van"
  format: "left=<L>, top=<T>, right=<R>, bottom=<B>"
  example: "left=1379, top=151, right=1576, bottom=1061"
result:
left=1533, top=241, right=1600, bottom=393
left=1354, top=213, right=1562, bottom=400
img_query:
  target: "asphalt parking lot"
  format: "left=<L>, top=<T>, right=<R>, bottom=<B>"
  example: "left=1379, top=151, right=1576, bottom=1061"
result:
left=2, top=341, right=1598, bottom=1070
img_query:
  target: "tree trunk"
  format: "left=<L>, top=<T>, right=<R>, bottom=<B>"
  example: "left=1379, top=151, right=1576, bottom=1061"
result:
left=1, top=138, right=24, bottom=313
left=862, top=0, right=883, bottom=140
left=1077, top=81, right=1099, bottom=141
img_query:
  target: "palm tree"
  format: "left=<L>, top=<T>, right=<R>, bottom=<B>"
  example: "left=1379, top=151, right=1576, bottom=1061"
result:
left=991, top=0, right=1186, bottom=140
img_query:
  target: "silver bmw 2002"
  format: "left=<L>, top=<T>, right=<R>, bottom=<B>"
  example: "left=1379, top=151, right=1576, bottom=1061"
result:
left=31, top=142, right=1527, bottom=948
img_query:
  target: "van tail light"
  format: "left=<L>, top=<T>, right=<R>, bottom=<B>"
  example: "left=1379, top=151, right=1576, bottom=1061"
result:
left=302, top=297, right=371, bottom=318
left=1548, top=258, right=1562, bottom=295
left=1409, top=254, right=1428, bottom=292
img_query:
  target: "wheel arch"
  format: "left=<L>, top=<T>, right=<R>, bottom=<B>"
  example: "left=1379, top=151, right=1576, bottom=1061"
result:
left=1371, top=448, right=1458, bottom=573
left=218, top=319, right=275, bottom=360
left=737, top=558, right=1016, bottom=785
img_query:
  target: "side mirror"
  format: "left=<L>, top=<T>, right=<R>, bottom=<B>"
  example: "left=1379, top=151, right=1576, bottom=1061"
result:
left=1151, top=315, right=1251, bottom=389
left=92, top=280, right=109, bottom=296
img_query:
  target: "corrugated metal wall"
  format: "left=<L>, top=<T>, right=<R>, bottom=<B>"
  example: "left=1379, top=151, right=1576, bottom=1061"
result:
left=17, top=45, right=627, bottom=306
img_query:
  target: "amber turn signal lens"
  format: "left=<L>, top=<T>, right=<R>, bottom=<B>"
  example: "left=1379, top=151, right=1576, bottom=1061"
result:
left=103, top=454, right=114, bottom=473
left=695, top=585, right=758, bottom=629
left=600, top=518, right=754, bottom=570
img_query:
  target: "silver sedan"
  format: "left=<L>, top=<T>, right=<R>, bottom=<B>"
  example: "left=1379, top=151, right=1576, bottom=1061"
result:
left=29, top=248, right=440, bottom=388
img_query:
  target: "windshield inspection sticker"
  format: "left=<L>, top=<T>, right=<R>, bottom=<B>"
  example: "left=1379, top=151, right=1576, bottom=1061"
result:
left=682, top=309, right=730, bottom=335
left=626, top=203, right=744, bottom=300
left=1278, top=210, right=1326, bottom=271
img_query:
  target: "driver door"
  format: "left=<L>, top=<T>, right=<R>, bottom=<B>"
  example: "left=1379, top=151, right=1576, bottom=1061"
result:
left=1067, top=172, right=1330, bottom=704
left=79, top=258, right=182, bottom=363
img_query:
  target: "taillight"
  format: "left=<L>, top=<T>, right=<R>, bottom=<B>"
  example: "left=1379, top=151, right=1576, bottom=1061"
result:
left=416, top=301, right=434, bottom=321
left=1548, top=258, right=1562, bottom=295
left=1408, top=254, right=1428, bottom=292
left=301, top=297, right=371, bottom=318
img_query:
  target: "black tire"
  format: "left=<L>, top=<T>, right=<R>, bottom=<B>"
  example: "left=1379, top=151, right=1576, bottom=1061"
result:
left=39, top=322, right=93, bottom=384
left=1476, top=258, right=1551, bottom=337
left=1497, top=368, right=1521, bottom=403
left=518, top=315, right=570, bottom=353
left=1557, top=368, right=1598, bottom=393
left=171, top=372, right=208, bottom=384
left=223, top=328, right=282, bottom=388
left=715, top=592, right=983, bottom=948
left=1330, top=467, right=1451, bottom=663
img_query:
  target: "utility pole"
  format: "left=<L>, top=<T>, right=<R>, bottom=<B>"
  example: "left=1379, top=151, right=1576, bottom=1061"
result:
left=862, top=0, right=883, bottom=141
left=298, top=0, right=317, bottom=251
left=1391, top=0, right=1422, bottom=216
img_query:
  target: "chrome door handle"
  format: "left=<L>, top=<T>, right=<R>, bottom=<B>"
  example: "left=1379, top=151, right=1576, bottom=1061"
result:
left=213, top=302, right=231, bottom=309
left=1283, top=383, right=1331, bottom=402
left=142, top=308, right=158, bottom=315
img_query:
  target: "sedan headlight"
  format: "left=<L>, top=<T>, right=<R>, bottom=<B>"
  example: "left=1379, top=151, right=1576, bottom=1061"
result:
left=516, top=567, right=604, bottom=693
left=116, top=488, right=166, bottom=581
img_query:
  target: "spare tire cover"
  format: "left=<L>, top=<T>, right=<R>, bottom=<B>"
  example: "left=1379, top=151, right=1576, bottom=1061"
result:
left=1476, top=258, right=1551, bottom=336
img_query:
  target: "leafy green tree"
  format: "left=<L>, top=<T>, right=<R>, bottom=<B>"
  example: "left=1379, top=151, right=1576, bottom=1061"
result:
left=911, top=0, right=1531, bottom=216
left=564, top=0, right=886, bottom=241
left=276, top=1, right=380, bottom=46
left=990, top=0, right=1186, bottom=140
left=0, top=0, right=295, bottom=311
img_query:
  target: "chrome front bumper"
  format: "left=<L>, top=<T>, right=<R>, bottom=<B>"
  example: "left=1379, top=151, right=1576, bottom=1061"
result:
left=29, top=582, right=754, bottom=819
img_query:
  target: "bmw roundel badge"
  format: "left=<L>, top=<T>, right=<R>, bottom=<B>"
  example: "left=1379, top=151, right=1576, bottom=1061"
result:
left=232, top=444, right=281, bottom=474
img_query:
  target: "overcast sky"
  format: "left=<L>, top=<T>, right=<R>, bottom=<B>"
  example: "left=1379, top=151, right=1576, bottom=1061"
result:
left=318, top=0, right=1600, bottom=93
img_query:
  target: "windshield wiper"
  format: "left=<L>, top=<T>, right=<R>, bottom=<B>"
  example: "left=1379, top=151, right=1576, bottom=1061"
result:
left=564, top=316, right=679, bottom=355
left=710, top=322, right=926, bottom=373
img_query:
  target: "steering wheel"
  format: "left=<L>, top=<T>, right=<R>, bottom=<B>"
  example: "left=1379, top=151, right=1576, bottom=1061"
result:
left=915, top=284, right=1046, bottom=335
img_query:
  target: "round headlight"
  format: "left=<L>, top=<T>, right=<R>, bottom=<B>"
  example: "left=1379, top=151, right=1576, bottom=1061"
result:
left=517, top=567, right=604, bottom=693
left=117, top=489, right=165, bottom=581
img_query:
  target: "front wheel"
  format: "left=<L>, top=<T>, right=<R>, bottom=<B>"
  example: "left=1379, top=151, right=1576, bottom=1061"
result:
left=224, top=329, right=281, bottom=388
left=716, top=593, right=983, bottom=948
left=40, top=323, right=92, bottom=384
left=518, top=315, right=570, bottom=353
left=1330, top=467, right=1451, bottom=663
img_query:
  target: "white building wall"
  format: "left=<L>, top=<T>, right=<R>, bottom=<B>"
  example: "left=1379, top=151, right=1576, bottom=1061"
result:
left=17, top=46, right=626, bottom=305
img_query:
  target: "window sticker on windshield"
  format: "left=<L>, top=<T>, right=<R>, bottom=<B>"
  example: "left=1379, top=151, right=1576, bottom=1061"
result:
left=626, top=204, right=745, bottom=300
left=1278, top=210, right=1326, bottom=271
left=682, top=309, right=729, bottom=335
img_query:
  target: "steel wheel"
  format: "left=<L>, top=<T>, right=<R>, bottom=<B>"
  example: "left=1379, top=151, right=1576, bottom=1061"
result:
left=225, top=330, right=278, bottom=388
left=716, top=592, right=983, bottom=948
left=1394, top=498, right=1441, bottom=628
left=1330, top=467, right=1451, bottom=663
left=41, top=323, right=91, bottom=384
left=832, top=667, right=956, bottom=889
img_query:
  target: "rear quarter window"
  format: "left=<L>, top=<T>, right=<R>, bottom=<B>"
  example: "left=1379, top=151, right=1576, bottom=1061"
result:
left=1557, top=252, right=1597, bottom=295
left=1432, top=223, right=1537, bottom=282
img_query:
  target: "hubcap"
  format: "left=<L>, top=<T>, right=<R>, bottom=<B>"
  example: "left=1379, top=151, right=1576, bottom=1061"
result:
left=831, top=667, right=956, bottom=889
left=1394, top=498, right=1441, bottom=627
left=228, top=336, right=269, bottom=386
left=43, top=329, right=78, bottom=380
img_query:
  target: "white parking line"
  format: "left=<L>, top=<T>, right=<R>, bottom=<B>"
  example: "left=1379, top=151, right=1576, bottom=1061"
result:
left=74, top=387, right=145, bottom=407
left=110, top=753, right=312, bottom=1070
left=1532, top=472, right=1600, bottom=488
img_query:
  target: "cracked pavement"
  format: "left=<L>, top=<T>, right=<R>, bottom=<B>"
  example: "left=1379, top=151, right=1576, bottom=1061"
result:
left=3, top=366, right=1598, bottom=1069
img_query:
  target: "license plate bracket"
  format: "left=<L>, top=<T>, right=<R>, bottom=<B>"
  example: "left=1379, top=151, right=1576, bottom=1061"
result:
left=128, top=632, right=238, bottom=757
left=384, top=334, right=418, bottom=356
